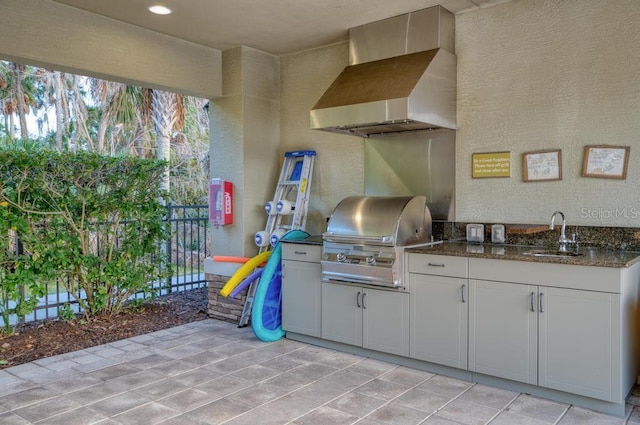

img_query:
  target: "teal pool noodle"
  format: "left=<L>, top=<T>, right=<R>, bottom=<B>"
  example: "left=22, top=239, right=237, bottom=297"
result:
left=251, top=230, right=310, bottom=342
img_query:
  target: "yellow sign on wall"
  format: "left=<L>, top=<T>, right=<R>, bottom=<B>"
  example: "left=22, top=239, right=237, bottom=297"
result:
left=472, top=151, right=511, bottom=178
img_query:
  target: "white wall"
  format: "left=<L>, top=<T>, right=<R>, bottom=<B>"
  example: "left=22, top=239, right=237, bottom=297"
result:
left=280, top=43, right=365, bottom=235
left=210, top=47, right=281, bottom=256
left=456, top=0, right=640, bottom=226
left=279, top=0, right=640, bottom=232
left=0, top=0, right=221, bottom=98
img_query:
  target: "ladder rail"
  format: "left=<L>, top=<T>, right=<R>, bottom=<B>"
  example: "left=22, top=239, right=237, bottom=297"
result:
left=239, top=150, right=315, bottom=327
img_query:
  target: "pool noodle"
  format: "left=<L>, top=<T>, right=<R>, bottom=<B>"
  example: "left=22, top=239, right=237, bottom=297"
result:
left=229, top=268, right=263, bottom=298
left=251, top=230, right=309, bottom=342
left=212, top=255, right=251, bottom=264
left=220, top=250, right=271, bottom=297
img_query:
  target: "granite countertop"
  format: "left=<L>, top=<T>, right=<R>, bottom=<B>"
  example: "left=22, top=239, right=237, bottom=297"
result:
left=406, top=241, right=640, bottom=268
left=282, top=235, right=640, bottom=268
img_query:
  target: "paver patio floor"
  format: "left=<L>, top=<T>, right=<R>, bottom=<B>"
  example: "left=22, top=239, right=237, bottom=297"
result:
left=0, top=319, right=638, bottom=424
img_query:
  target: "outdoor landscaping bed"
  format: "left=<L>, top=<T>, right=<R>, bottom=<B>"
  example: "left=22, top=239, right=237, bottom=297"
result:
left=0, top=287, right=208, bottom=369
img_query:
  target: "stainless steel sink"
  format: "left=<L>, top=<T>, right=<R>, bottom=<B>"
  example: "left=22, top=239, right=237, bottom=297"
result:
left=522, top=249, right=582, bottom=258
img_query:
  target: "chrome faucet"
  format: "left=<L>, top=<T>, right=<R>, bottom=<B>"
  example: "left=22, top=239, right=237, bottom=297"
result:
left=549, top=210, right=576, bottom=253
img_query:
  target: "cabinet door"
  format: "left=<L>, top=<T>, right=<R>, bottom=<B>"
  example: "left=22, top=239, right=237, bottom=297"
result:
left=322, top=283, right=362, bottom=346
left=409, top=273, right=468, bottom=369
left=538, top=287, right=618, bottom=402
left=362, top=288, right=409, bottom=356
left=282, top=260, right=322, bottom=337
left=469, top=280, right=537, bottom=384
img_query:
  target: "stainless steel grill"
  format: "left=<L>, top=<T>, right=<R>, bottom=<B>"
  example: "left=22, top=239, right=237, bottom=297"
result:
left=321, top=195, right=433, bottom=288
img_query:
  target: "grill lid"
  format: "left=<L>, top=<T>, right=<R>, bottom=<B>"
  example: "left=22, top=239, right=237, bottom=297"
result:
left=323, top=195, right=432, bottom=246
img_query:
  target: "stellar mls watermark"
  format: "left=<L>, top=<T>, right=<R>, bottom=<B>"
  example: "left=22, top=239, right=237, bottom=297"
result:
left=581, top=207, right=640, bottom=220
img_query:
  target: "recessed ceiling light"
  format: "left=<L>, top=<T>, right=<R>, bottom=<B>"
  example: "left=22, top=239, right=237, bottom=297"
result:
left=148, top=5, right=172, bottom=15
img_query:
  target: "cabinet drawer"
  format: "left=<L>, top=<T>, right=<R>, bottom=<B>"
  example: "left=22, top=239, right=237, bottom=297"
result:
left=282, top=243, right=321, bottom=262
left=468, top=258, right=622, bottom=293
left=408, top=253, right=468, bottom=278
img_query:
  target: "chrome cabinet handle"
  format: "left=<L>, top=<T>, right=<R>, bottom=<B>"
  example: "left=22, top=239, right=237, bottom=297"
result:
left=530, top=291, right=536, bottom=312
left=294, top=251, right=307, bottom=255
left=539, top=292, right=545, bottom=313
left=427, top=262, right=445, bottom=267
left=461, top=284, right=466, bottom=303
left=356, top=291, right=361, bottom=308
left=362, top=292, right=367, bottom=309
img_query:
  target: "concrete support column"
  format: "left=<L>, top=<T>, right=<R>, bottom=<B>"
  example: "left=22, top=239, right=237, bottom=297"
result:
left=209, top=47, right=280, bottom=256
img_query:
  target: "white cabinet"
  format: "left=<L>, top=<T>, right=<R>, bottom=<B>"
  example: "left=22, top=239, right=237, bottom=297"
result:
left=363, top=287, right=410, bottom=356
left=538, top=287, right=617, bottom=402
left=468, top=279, right=537, bottom=384
left=408, top=254, right=468, bottom=369
left=322, top=282, right=409, bottom=357
left=281, top=243, right=322, bottom=337
left=321, top=283, right=361, bottom=346
left=468, top=258, right=622, bottom=402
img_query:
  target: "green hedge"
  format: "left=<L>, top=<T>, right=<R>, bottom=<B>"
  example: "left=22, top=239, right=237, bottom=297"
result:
left=0, top=146, right=170, bottom=331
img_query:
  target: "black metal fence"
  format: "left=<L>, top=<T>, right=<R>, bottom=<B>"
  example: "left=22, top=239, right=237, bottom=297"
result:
left=163, top=204, right=210, bottom=293
left=2, top=205, right=210, bottom=327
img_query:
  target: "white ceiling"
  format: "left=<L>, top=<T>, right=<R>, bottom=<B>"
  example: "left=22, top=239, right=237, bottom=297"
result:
left=52, top=0, right=511, bottom=56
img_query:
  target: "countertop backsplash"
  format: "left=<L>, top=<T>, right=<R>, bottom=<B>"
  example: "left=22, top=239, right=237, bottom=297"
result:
left=433, top=221, right=640, bottom=252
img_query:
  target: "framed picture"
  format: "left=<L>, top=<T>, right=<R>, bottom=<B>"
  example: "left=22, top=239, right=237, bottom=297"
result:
left=582, top=145, right=630, bottom=179
left=522, top=149, right=562, bottom=182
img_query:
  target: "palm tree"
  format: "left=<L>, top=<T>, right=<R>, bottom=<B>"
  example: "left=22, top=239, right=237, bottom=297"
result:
left=0, top=62, right=37, bottom=138
left=1, top=62, right=209, bottom=202
left=67, top=74, right=93, bottom=151
left=0, top=66, right=12, bottom=137
left=89, top=80, right=155, bottom=155
left=33, top=68, right=71, bottom=149
left=90, top=79, right=128, bottom=153
left=149, top=89, right=185, bottom=196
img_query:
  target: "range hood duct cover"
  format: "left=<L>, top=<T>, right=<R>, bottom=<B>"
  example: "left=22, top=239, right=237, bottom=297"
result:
left=310, top=6, right=457, bottom=138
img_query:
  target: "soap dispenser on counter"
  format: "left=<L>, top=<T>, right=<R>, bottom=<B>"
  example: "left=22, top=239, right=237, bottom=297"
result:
left=466, top=224, right=484, bottom=243
left=491, top=224, right=506, bottom=243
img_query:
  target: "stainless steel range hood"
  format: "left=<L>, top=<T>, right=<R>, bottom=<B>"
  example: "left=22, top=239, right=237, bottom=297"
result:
left=310, top=6, right=456, bottom=138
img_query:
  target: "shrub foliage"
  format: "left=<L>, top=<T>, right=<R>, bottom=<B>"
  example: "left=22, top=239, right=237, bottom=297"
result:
left=0, top=146, right=170, bottom=331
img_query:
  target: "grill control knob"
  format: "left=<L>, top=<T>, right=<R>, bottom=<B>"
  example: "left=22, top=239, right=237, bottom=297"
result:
left=366, top=256, right=376, bottom=266
left=336, top=253, right=347, bottom=262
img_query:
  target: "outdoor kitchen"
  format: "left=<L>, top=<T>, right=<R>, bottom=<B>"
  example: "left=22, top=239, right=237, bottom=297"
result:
left=204, top=1, right=640, bottom=418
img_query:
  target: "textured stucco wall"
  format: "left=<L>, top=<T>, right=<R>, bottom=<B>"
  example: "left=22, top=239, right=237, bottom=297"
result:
left=210, top=47, right=281, bottom=256
left=456, top=0, right=640, bottom=227
left=280, top=43, right=365, bottom=235
left=0, top=0, right=221, bottom=98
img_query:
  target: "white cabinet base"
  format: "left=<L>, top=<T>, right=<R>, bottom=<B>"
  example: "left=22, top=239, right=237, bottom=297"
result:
left=322, top=282, right=409, bottom=357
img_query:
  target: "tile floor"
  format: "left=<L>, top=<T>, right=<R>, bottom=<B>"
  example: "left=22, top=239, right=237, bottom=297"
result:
left=0, top=319, right=638, bottom=424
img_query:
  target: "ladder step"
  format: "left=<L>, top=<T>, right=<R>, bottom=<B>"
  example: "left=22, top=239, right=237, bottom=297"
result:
left=285, top=150, right=317, bottom=158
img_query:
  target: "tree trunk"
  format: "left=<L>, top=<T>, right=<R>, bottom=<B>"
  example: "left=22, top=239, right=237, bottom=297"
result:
left=132, top=115, right=147, bottom=157
left=70, top=75, right=93, bottom=151
left=53, top=71, right=65, bottom=150
left=3, top=114, right=10, bottom=138
left=152, top=90, right=178, bottom=196
left=8, top=113, right=15, bottom=139
left=12, top=64, right=29, bottom=138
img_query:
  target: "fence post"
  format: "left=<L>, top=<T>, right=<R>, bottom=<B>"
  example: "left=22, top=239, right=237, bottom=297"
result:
left=165, top=203, right=173, bottom=294
left=16, top=231, right=25, bottom=325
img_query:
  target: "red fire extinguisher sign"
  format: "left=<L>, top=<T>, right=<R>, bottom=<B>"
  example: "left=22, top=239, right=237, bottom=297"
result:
left=209, top=179, right=233, bottom=226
